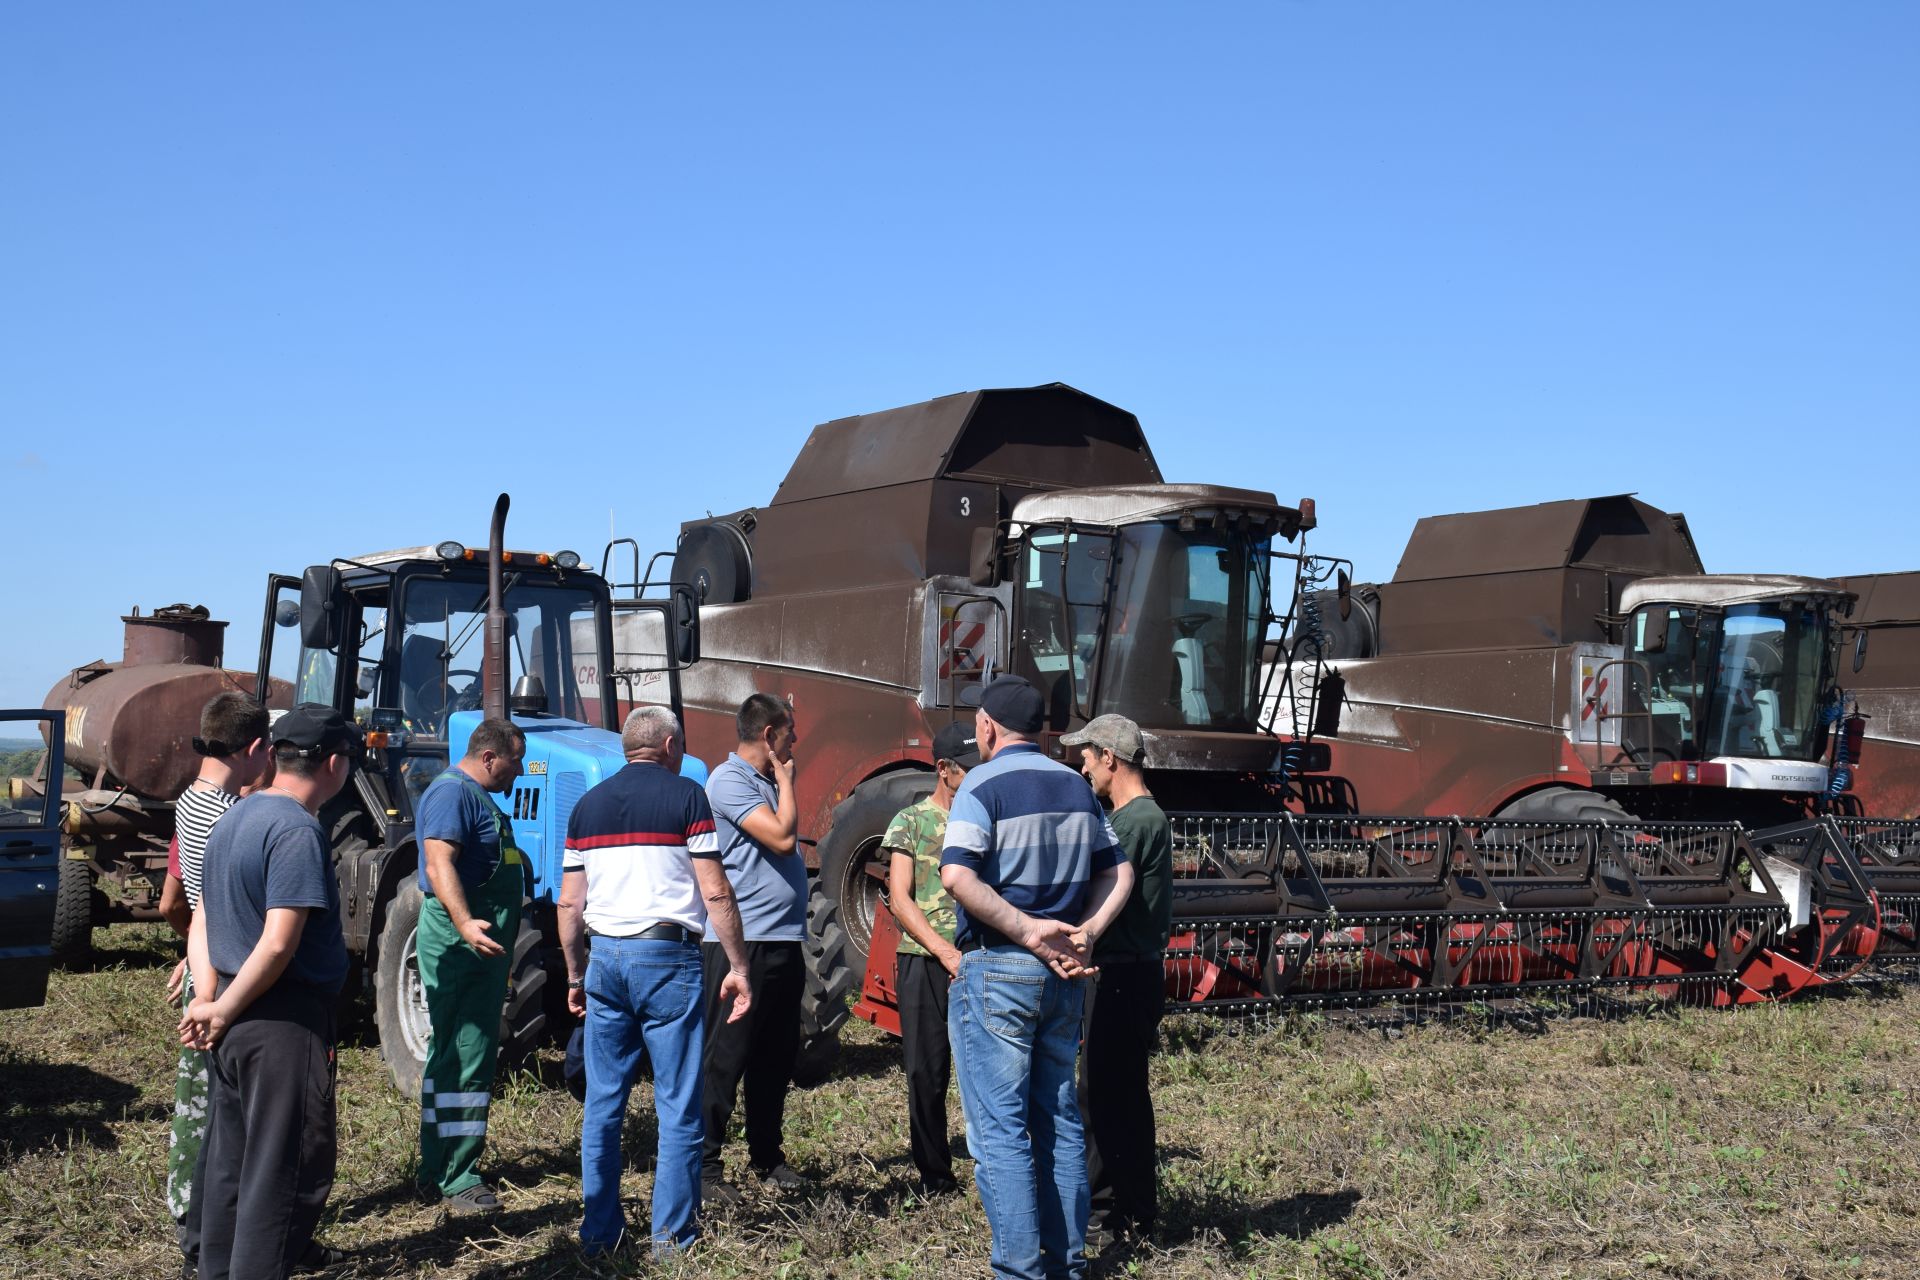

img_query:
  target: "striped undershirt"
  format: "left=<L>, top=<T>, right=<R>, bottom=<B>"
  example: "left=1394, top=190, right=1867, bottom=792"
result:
left=175, top=783, right=241, bottom=910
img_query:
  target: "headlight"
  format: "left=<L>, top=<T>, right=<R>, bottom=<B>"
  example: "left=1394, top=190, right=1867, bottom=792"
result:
left=436, top=540, right=467, bottom=561
left=555, top=549, right=582, bottom=570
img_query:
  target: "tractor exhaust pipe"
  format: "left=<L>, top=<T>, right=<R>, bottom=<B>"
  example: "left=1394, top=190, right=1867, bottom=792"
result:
left=484, top=492, right=510, bottom=723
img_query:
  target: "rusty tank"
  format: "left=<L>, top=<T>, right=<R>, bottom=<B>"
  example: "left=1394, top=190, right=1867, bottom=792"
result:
left=36, top=604, right=291, bottom=962
left=43, top=604, right=263, bottom=803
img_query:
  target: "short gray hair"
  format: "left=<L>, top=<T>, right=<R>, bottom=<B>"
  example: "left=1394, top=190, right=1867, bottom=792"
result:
left=621, top=705, right=681, bottom=755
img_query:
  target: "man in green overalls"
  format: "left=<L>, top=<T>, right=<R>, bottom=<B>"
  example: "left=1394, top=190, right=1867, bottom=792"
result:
left=415, top=717, right=527, bottom=1215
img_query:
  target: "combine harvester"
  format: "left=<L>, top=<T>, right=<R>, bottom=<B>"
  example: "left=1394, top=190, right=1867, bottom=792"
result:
left=1252, top=496, right=1920, bottom=1008
left=607, top=388, right=1916, bottom=1047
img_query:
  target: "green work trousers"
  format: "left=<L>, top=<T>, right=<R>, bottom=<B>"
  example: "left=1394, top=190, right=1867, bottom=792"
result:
left=416, top=856, right=523, bottom=1197
left=168, top=968, right=209, bottom=1228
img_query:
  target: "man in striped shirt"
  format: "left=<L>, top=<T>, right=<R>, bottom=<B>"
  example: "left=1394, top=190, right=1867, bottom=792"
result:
left=940, top=676, right=1135, bottom=1280
left=557, top=706, right=753, bottom=1256
left=158, top=692, right=272, bottom=1280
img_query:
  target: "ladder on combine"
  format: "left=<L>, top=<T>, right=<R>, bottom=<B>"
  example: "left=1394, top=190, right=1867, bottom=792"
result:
left=1156, top=811, right=1915, bottom=1014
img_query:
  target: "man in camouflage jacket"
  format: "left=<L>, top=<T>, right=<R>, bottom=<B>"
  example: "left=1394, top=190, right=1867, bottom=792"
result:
left=884, top=720, right=981, bottom=1197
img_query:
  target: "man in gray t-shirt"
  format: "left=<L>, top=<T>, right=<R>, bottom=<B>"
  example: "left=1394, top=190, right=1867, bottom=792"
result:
left=699, top=693, right=808, bottom=1202
left=182, top=703, right=359, bottom=1280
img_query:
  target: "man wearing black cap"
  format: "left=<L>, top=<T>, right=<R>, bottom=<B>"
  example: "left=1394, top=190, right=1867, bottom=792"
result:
left=883, top=719, right=981, bottom=1198
left=940, top=676, right=1135, bottom=1280
left=181, top=703, right=358, bottom=1280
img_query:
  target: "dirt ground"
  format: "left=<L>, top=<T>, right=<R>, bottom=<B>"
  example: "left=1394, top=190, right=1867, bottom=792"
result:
left=2, top=925, right=1915, bottom=1280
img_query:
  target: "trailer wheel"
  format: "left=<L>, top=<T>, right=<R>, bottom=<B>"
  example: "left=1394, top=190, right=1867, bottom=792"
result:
left=499, top=909, right=548, bottom=1073
left=374, top=880, right=432, bottom=1098
left=794, top=887, right=854, bottom=1087
left=49, top=853, right=93, bottom=967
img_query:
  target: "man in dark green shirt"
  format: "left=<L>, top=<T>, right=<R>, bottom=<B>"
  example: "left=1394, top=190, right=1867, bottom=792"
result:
left=1062, top=713, right=1172, bottom=1244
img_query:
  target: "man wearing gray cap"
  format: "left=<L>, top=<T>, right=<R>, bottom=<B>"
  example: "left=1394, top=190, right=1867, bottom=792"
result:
left=1061, top=713, right=1172, bottom=1246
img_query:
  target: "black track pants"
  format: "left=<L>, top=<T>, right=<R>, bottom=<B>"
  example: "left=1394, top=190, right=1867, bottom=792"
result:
left=700, top=939, right=803, bottom=1179
left=895, top=952, right=955, bottom=1186
left=1078, top=957, right=1164, bottom=1234
left=196, top=982, right=337, bottom=1280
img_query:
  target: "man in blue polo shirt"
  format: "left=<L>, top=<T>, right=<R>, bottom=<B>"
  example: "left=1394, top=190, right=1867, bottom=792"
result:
left=940, top=676, right=1135, bottom=1280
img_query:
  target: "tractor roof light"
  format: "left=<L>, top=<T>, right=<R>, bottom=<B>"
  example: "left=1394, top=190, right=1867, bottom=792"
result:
left=555, top=549, right=582, bottom=570
left=435, top=540, right=467, bottom=561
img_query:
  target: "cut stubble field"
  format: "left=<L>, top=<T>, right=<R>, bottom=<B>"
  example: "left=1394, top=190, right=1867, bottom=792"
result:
left=2, top=925, right=1915, bottom=1280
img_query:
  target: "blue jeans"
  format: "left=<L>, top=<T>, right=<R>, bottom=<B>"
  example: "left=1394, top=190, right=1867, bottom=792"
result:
left=580, top=937, right=706, bottom=1254
left=950, top=945, right=1090, bottom=1280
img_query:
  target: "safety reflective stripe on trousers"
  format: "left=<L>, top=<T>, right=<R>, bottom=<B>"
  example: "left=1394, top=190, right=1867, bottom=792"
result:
left=422, top=1079, right=491, bottom=1137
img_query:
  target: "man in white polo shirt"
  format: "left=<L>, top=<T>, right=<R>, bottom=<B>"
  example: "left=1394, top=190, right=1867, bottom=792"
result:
left=557, top=707, right=752, bottom=1256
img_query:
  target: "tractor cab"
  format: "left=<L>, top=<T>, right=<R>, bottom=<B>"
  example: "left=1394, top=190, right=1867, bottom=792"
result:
left=1619, top=575, right=1855, bottom=792
left=256, top=542, right=622, bottom=813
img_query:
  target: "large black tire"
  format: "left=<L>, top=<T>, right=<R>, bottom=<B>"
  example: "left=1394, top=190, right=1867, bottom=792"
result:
left=500, top=911, right=548, bottom=1073
left=49, top=852, right=93, bottom=967
left=375, top=880, right=549, bottom=1097
left=793, top=887, right=854, bottom=1088
left=374, top=880, right=431, bottom=1098
left=816, top=771, right=937, bottom=974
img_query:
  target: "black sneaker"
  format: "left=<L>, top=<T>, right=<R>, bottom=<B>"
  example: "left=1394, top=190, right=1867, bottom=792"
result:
left=755, top=1162, right=805, bottom=1191
left=917, top=1176, right=961, bottom=1200
left=443, top=1183, right=501, bottom=1216
left=702, top=1177, right=744, bottom=1209
left=293, top=1240, right=348, bottom=1272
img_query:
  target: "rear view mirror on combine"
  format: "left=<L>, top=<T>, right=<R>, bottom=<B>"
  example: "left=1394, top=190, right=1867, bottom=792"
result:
left=1337, top=568, right=1353, bottom=621
left=672, top=583, right=701, bottom=667
left=1854, top=628, right=1869, bottom=673
left=299, top=565, right=347, bottom=652
left=274, top=598, right=301, bottom=628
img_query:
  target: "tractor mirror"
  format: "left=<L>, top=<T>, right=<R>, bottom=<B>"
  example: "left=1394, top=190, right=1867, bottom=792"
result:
left=969, top=527, right=1001, bottom=587
left=274, top=598, right=301, bottom=628
left=671, top=582, right=702, bottom=668
left=1854, top=629, right=1869, bottom=674
left=299, top=565, right=346, bottom=652
left=1336, top=569, right=1353, bottom=621
left=1641, top=626, right=1667, bottom=655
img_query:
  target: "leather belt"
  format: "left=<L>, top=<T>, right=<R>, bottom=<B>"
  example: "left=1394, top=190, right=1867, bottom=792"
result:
left=635, top=921, right=698, bottom=943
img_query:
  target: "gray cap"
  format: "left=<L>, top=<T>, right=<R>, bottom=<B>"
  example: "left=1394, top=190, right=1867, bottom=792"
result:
left=1058, top=713, right=1145, bottom=766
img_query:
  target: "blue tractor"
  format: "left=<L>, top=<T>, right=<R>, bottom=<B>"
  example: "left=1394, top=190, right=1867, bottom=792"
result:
left=255, top=495, right=700, bottom=1095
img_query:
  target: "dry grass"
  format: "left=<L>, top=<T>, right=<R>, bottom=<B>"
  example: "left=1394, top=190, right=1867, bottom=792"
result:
left=3, top=925, right=1916, bottom=1279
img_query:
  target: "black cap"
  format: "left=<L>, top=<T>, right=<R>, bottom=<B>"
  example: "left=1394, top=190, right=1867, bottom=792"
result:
left=269, top=703, right=365, bottom=760
left=932, top=721, right=982, bottom=769
left=960, top=675, right=1046, bottom=735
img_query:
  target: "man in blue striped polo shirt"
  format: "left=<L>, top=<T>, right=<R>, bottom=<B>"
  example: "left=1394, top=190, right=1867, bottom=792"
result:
left=940, top=676, right=1135, bottom=1280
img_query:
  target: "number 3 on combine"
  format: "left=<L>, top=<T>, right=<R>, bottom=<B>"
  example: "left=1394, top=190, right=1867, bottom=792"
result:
left=960, top=496, right=970, bottom=516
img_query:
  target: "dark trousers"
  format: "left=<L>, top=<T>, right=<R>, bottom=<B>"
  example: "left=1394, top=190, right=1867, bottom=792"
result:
left=1078, top=957, right=1165, bottom=1234
left=196, top=982, right=337, bottom=1280
left=895, top=952, right=954, bottom=1187
left=700, top=939, right=803, bottom=1179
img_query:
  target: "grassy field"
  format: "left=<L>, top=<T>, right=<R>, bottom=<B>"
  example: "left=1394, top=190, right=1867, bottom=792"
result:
left=3, top=925, right=1915, bottom=1280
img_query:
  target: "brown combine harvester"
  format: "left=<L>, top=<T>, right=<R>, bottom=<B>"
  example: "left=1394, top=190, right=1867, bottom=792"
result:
left=612, top=391, right=1910, bottom=1050
left=615, top=384, right=1317, bottom=1044
left=1264, top=496, right=1920, bottom=995
left=27, top=605, right=292, bottom=962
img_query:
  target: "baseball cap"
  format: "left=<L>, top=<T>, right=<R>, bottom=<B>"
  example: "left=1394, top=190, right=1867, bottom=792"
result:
left=960, top=674, right=1046, bottom=735
left=270, top=703, right=366, bottom=762
left=1059, top=713, right=1146, bottom=766
left=932, top=721, right=982, bottom=769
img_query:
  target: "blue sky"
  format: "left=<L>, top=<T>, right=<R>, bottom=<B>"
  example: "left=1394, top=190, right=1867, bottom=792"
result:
left=3, top=4, right=1915, bottom=710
